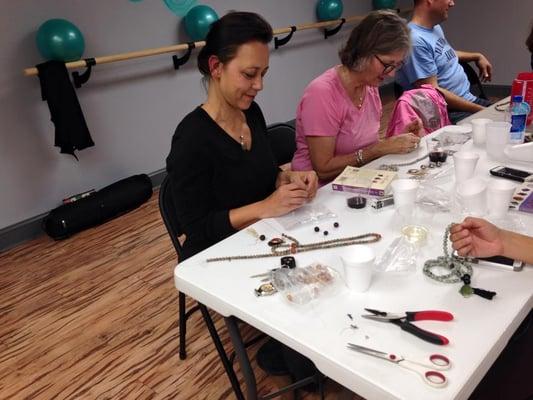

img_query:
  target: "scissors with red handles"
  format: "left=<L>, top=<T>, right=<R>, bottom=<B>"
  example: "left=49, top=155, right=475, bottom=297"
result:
left=347, top=343, right=451, bottom=388
left=362, top=309, right=453, bottom=345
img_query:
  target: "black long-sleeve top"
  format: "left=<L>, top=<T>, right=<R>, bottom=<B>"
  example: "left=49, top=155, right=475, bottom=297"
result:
left=166, top=102, right=279, bottom=260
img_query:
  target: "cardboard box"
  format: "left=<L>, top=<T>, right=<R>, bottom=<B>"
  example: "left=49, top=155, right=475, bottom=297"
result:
left=331, top=166, right=397, bottom=196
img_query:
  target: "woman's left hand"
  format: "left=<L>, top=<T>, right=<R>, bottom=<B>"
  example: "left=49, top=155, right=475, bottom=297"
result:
left=278, top=170, right=318, bottom=199
left=405, top=118, right=423, bottom=137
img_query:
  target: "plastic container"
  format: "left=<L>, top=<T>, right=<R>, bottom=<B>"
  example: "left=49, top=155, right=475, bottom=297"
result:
left=509, top=95, right=531, bottom=144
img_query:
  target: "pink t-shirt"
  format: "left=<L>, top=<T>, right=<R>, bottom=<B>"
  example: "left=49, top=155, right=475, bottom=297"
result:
left=291, top=67, right=382, bottom=181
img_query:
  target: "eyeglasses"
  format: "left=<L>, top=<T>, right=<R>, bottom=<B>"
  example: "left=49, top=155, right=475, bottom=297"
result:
left=374, top=55, right=404, bottom=74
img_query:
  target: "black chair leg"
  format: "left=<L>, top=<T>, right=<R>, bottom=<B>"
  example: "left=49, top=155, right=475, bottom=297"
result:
left=200, top=304, right=245, bottom=400
left=178, top=291, right=187, bottom=360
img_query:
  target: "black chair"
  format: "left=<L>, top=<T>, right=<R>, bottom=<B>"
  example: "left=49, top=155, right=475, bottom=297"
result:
left=160, top=172, right=324, bottom=399
left=158, top=175, right=200, bottom=360
left=159, top=175, right=262, bottom=399
left=394, top=81, right=405, bottom=99
left=267, top=122, right=297, bottom=166
left=460, top=60, right=488, bottom=100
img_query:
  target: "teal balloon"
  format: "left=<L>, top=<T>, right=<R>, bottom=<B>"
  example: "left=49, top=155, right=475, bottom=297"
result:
left=36, top=19, right=85, bottom=62
left=164, top=0, right=197, bottom=17
left=316, top=0, right=343, bottom=21
left=372, top=0, right=397, bottom=10
left=184, top=5, right=219, bottom=41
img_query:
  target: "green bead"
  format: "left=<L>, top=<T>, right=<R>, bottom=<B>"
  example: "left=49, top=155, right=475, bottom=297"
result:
left=460, top=284, right=474, bottom=298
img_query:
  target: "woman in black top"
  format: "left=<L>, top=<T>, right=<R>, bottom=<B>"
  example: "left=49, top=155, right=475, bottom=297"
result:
left=166, top=12, right=318, bottom=260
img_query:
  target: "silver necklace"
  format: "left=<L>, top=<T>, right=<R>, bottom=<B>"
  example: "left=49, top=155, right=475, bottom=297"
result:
left=378, top=153, right=429, bottom=172
left=239, top=135, right=247, bottom=151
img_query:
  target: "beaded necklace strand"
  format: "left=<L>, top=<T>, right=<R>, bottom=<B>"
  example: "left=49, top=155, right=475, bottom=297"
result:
left=423, top=224, right=496, bottom=300
left=206, top=232, right=382, bottom=263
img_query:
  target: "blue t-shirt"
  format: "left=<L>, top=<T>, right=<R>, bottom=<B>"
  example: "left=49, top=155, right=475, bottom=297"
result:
left=396, top=23, right=475, bottom=102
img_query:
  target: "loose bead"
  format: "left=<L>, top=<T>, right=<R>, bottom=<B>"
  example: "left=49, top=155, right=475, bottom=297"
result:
left=334, top=222, right=339, bottom=228
left=314, top=226, right=320, bottom=232
left=259, top=234, right=266, bottom=241
left=290, top=243, right=297, bottom=254
left=268, top=238, right=284, bottom=246
left=323, top=231, right=329, bottom=236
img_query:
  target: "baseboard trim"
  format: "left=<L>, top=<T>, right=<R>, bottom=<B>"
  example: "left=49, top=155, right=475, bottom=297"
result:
left=0, top=169, right=168, bottom=253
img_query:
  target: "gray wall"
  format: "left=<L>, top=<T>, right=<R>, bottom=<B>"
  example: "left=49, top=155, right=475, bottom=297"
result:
left=0, top=0, right=369, bottom=231
left=397, top=0, right=533, bottom=85
left=1, top=0, right=532, bottom=232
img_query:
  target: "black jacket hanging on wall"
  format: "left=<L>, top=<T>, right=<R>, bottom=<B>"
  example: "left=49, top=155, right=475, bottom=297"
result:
left=36, top=60, right=94, bottom=158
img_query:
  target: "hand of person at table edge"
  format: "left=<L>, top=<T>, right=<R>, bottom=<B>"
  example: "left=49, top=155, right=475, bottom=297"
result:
left=449, top=217, right=504, bottom=258
left=276, top=170, right=318, bottom=199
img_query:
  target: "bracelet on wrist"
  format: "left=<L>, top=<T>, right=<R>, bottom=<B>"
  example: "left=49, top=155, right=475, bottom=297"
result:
left=355, top=149, right=365, bottom=166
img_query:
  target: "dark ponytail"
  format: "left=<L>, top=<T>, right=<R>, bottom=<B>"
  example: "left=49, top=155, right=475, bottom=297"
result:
left=197, top=11, right=273, bottom=77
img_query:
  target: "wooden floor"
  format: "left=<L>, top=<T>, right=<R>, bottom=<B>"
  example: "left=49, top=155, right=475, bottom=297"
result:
left=0, top=190, right=367, bottom=400
left=0, top=92, right=462, bottom=400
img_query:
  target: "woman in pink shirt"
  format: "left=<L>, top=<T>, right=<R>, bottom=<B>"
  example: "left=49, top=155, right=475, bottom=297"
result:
left=292, top=10, right=422, bottom=185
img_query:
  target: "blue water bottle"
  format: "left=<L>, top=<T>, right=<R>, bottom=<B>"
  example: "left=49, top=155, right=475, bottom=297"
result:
left=509, top=95, right=531, bottom=144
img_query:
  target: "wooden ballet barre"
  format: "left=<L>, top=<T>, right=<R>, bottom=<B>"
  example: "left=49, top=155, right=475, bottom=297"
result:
left=23, top=9, right=411, bottom=77
left=23, top=40, right=206, bottom=76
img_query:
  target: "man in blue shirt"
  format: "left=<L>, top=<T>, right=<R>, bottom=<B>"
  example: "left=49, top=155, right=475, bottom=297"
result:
left=396, top=0, right=493, bottom=122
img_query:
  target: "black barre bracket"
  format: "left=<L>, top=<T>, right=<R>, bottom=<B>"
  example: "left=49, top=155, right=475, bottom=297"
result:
left=72, top=58, right=96, bottom=88
left=324, top=18, right=346, bottom=39
left=172, top=42, right=195, bottom=70
left=275, top=26, right=297, bottom=49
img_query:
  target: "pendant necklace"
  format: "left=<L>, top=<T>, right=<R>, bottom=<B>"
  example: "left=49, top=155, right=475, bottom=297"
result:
left=355, top=86, right=365, bottom=108
left=206, top=232, right=382, bottom=262
left=239, top=135, right=247, bottom=151
left=422, top=224, right=496, bottom=300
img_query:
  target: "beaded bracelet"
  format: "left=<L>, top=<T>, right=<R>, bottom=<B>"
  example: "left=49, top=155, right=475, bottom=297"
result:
left=355, top=149, right=364, bottom=166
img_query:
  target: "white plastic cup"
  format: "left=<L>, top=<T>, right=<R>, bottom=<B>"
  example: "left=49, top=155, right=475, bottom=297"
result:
left=340, top=245, right=375, bottom=292
left=485, top=122, right=511, bottom=161
left=457, top=178, right=487, bottom=216
left=453, top=151, right=480, bottom=183
left=391, top=179, right=419, bottom=216
left=470, top=118, right=493, bottom=146
left=487, top=179, right=516, bottom=218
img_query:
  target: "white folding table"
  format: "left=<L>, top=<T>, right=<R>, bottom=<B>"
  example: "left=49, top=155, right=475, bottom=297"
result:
left=174, top=104, right=533, bottom=400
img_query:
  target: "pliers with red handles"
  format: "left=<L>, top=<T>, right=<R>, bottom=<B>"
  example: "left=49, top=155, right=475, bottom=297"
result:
left=362, top=309, right=454, bottom=345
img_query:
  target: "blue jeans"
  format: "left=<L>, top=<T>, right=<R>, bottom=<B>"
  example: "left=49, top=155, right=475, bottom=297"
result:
left=449, top=97, right=493, bottom=124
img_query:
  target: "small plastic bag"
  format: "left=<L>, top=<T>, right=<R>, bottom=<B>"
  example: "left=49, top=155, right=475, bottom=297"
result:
left=422, top=163, right=454, bottom=185
left=271, top=262, right=340, bottom=305
left=274, top=203, right=336, bottom=230
left=374, top=236, right=419, bottom=274
left=416, top=182, right=452, bottom=212
left=438, top=127, right=471, bottom=146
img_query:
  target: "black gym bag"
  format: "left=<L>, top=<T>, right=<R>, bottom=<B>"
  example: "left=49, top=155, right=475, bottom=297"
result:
left=43, top=174, right=153, bottom=240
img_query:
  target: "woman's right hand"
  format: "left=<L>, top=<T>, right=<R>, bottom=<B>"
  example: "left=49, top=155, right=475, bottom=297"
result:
left=381, top=133, right=421, bottom=154
left=260, top=183, right=309, bottom=218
